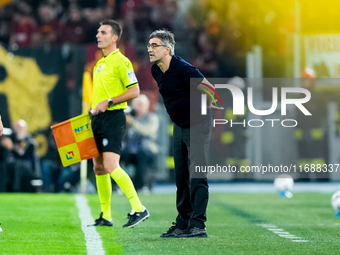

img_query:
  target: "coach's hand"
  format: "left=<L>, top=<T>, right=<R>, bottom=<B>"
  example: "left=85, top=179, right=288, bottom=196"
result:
left=209, top=104, right=224, bottom=111
left=92, top=100, right=109, bottom=115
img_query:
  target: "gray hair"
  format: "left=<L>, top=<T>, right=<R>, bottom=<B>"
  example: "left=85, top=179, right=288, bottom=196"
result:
left=149, top=29, right=175, bottom=56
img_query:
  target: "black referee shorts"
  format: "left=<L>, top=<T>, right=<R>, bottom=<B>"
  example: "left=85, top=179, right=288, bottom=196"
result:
left=91, top=109, right=126, bottom=155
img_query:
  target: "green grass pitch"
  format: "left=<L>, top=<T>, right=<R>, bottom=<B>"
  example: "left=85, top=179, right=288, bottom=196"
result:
left=0, top=192, right=339, bottom=254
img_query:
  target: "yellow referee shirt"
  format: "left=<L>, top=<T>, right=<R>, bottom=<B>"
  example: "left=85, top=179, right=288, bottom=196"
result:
left=92, top=49, right=138, bottom=111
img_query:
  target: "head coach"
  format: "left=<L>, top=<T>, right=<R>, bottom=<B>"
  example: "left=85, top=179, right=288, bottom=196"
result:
left=148, top=29, right=223, bottom=238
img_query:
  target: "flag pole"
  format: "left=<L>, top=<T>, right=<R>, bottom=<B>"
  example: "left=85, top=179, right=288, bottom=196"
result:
left=80, top=71, right=93, bottom=194
left=80, top=160, right=87, bottom=194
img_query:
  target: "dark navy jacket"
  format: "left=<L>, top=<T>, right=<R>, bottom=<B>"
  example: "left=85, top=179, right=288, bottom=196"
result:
left=151, top=55, right=211, bottom=128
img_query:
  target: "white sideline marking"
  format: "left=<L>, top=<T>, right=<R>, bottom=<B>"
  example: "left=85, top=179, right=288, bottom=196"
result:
left=274, top=232, right=291, bottom=235
left=256, top=223, right=309, bottom=242
left=280, top=235, right=302, bottom=239
left=75, top=194, right=105, bottom=255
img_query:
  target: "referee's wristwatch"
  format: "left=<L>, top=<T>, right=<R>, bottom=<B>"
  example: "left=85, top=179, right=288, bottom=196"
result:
left=108, top=98, right=114, bottom=107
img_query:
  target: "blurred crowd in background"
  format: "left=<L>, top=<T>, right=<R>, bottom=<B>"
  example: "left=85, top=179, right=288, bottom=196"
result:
left=0, top=0, right=284, bottom=78
left=1, top=0, right=339, bottom=71
left=0, top=0, right=179, bottom=48
left=2, top=0, right=328, bottom=78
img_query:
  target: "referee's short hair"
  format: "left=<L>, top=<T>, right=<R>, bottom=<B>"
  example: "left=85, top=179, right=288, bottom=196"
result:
left=149, top=29, right=175, bottom=56
left=100, top=19, right=122, bottom=42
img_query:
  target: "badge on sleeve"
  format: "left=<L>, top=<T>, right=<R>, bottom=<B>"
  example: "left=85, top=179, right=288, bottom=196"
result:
left=127, top=71, right=137, bottom=83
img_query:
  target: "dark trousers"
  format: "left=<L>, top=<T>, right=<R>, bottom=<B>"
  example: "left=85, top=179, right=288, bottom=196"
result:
left=174, top=119, right=212, bottom=229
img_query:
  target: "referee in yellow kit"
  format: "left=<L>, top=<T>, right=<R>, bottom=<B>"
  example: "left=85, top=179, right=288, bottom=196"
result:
left=89, top=19, right=149, bottom=228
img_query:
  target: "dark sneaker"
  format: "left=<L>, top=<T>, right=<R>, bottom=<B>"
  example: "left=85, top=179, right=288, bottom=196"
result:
left=160, top=222, right=185, bottom=238
left=88, top=212, right=113, bottom=227
left=175, top=227, right=208, bottom=238
left=122, top=206, right=150, bottom=228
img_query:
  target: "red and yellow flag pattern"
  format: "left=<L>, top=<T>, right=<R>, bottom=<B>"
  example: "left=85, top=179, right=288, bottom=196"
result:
left=51, top=113, right=99, bottom=167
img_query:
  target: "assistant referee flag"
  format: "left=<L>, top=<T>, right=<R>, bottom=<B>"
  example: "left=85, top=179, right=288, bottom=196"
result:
left=51, top=113, right=99, bottom=167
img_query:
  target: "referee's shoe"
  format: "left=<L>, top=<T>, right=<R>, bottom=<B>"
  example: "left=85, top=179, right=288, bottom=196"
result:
left=88, top=212, right=113, bottom=227
left=123, top=206, right=150, bottom=228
